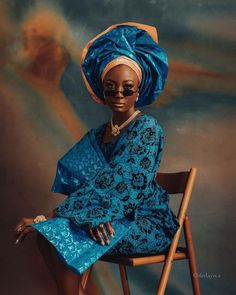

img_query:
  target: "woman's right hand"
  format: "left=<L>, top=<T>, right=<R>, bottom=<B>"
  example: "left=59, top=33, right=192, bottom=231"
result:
left=88, top=222, right=115, bottom=246
left=14, top=210, right=56, bottom=245
left=14, top=217, right=37, bottom=245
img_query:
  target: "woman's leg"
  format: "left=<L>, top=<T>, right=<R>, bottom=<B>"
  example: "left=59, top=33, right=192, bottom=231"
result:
left=36, top=232, right=85, bottom=295
left=36, top=233, right=58, bottom=283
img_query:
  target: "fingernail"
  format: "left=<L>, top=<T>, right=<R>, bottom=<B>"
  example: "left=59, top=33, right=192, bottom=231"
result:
left=106, top=240, right=110, bottom=245
left=15, top=239, right=19, bottom=244
left=111, top=233, right=114, bottom=237
left=101, top=241, right=104, bottom=245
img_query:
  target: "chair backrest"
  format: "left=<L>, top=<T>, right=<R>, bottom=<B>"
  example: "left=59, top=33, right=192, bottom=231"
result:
left=155, top=167, right=197, bottom=222
left=154, top=168, right=197, bottom=295
left=155, top=171, right=190, bottom=194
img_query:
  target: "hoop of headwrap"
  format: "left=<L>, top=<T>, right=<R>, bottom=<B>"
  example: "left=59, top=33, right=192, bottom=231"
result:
left=80, top=22, right=168, bottom=107
left=101, top=55, right=142, bottom=85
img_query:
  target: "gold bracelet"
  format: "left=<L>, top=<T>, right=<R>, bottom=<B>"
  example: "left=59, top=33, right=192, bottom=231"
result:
left=33, top=215, right=47, bottom=223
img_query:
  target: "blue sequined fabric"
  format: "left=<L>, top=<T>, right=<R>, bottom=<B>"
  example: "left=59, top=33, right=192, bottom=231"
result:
left=32, top=114, right=180, bottom=274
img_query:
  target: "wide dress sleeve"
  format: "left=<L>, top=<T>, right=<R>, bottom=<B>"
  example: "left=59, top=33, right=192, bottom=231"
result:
left=54, top=116, right=164, bottom=229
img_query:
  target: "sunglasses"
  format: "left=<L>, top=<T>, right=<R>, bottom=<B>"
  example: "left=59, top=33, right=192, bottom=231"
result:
left=103, top=89, right=138, bottom=97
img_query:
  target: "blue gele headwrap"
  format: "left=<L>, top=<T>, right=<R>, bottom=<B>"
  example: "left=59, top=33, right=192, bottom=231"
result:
left=80, top=22, right=168, bottom=107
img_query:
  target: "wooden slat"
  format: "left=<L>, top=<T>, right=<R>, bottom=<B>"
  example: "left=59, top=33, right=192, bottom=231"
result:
left=100, top=250, right=188, bottom=266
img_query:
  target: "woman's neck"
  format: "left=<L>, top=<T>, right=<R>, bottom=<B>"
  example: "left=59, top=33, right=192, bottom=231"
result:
left=112, top=108, right=138, bottom=126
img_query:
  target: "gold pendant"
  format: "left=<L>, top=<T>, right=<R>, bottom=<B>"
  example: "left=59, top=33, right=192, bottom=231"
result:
left=111, top=124, right=120, bottom=136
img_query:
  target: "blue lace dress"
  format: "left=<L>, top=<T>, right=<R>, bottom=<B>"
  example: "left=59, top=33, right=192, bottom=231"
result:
left=93, top=119, right=179, bottom=256
left=31, top=114, right=180, bottom=275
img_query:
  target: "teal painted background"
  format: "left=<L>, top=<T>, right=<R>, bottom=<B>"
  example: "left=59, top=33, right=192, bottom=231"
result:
left=1, top=0, right=235, bottom=294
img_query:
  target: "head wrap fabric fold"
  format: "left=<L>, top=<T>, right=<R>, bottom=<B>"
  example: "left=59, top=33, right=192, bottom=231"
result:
left=80, top=22, right=168, bottom=107
left=101, top=55, right=142, bottom=85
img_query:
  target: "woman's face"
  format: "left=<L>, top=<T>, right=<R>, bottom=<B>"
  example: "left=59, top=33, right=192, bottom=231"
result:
left=102, top=64, right=139, bottom=112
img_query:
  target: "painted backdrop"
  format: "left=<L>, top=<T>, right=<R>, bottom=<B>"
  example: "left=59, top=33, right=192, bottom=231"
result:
left=1, top=0, right=235, bottom=294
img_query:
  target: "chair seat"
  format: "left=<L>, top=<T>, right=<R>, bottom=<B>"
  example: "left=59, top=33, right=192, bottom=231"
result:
left=99, top=246, right=188, bottom=266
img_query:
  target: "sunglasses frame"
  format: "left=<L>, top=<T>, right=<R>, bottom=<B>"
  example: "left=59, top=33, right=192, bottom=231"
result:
left=103, top=89, right=138, bottom=98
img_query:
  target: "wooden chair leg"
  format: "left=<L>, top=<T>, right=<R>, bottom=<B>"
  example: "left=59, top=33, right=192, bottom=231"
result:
left=119, top=264, right=131, bottom=295
left=156, top=221, right=183, bottom=295
left=81, top=266, right=93, bottom=291
left=184, top=216, right=201, bottom=295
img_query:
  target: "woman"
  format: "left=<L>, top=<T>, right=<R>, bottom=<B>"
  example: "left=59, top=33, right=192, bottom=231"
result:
left=14, top=22, right=180, bottom=295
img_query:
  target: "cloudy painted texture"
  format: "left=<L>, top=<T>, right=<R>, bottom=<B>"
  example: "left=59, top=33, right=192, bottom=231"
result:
left=1, top=0, right=235, bottom=294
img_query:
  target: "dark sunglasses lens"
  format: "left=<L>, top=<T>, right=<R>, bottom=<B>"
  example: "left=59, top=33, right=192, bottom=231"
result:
left=123, top=89, right=134, bottom=97
left=104, top=90, right=116, bottom=97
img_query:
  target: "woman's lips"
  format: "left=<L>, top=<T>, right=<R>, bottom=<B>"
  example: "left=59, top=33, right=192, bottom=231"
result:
left=112, top=102, right=125, bottom=107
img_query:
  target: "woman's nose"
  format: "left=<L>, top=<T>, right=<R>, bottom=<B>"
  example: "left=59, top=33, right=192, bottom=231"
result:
left=115, top=92, right=123, bottom=98
left=115, top=86, right=124, bottom=98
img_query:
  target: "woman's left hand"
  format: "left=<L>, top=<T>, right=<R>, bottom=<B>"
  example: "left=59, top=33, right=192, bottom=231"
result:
left=14, top=217, right=37, bottom=245
left=88, top=222, right=115, bottom=246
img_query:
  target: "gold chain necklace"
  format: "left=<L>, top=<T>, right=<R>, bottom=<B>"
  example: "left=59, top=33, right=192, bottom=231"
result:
left=110, top=110, right=141, bottom=136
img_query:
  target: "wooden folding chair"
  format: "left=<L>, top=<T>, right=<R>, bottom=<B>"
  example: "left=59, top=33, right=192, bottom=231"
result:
left=81, top=167, right=201, bottom=295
